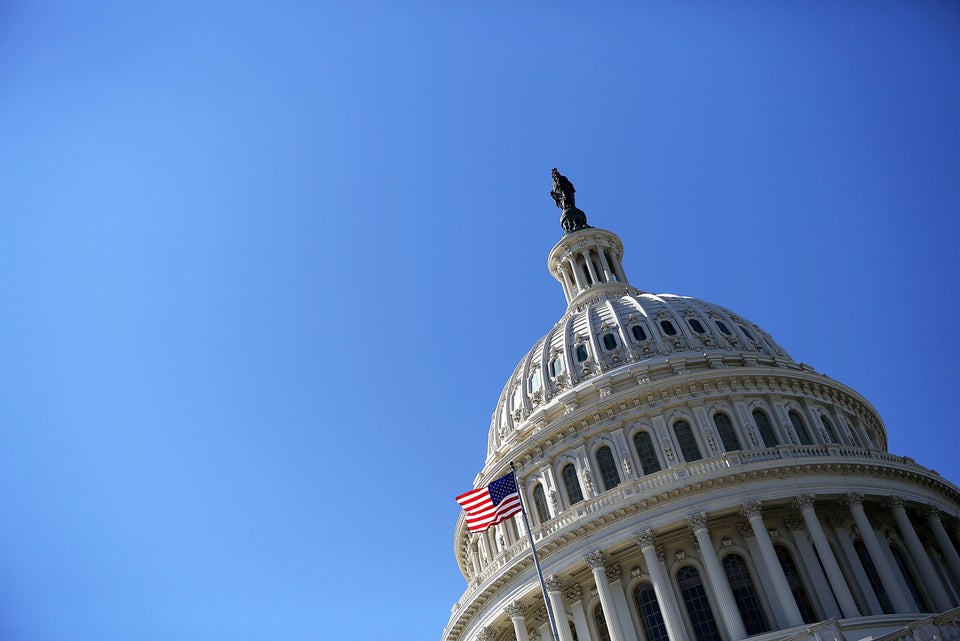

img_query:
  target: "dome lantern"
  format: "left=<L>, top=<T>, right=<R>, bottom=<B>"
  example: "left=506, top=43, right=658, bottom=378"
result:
left=547, top=170, right=632, bottom=306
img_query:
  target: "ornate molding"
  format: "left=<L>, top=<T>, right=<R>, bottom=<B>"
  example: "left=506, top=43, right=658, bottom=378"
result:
left=605, top=564, right=622, bottom=583
left=885, top=495, right=905, bottom=512
left=585, top=550, right=606, bottom=570
left=687, top=512, right=708, bottom=532
left=843, top=492, right=864, bottom=509
left=634, top=529, right=656, bottom=549
left=477, top=627, right=496, bottom=641
left=544, top=575, right=563, bottom=592
left=740, top=500, right=763, bottom=520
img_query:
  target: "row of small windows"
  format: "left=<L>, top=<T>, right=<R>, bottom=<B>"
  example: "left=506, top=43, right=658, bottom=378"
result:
left=532, top=409, right=853, bottom=523
left=591, top=546, right=812, bottom=641
left=533, top=317, right=765, bottom=389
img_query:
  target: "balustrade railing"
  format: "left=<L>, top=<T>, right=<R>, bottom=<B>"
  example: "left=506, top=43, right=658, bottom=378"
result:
left=461, top=443, right=934, bottom=602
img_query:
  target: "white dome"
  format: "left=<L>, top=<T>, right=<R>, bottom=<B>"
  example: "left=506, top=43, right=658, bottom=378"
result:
left=488, top=274, right=793, bottom=459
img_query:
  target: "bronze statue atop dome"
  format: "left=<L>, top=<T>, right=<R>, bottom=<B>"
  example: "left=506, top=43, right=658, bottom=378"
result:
left=550, top=168, right=576, bottom=210
left=551, top=168, right=590, bottom=233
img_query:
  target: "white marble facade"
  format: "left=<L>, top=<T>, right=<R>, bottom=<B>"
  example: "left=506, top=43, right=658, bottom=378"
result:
left=442, top=206, right=960, bottom=641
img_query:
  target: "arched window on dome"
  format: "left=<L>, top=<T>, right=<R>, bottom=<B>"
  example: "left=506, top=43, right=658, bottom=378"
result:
left=632, top=431, right=661, bottom=475
left=595, top=446, right=621, bottom=491
left=633, top=581, right=669, bottom=641
left=853, top=539, right=893, bottom=613
left=722, top=553, right=769, bottom=635
left=789, top=410, right=813, bottom=445
left=738, top=324, right=757, bottom=342
left=676, top=566, right=722, bottom=641
left=752, top=409, right=778, bottom=448
left=660, top=320, right=677, bottom=336
left=529, top=370, right=541, bottom=394
left=549, top=355, right=565, bottom=378
left=561, top=463, right=583, bottom=505
left=689, top=318, right=706, bottom=334
left=575, top=343, right=590, bottom=363
left=715, top=320, right=732, bottom=335
left=820, top=414, right=840, bottom=444
left=602, top=333, right=617, bottom=350
left=593, top=603, right=611, bottom=641
left=774, top=544, right=818, bottom=622
left=532, top=483, right=550, bottom=525
left=890, top=545, right=929, bottom=611
left=631, top=324, right=647, bottom=341
left=673, top=420, right=702, bottom=462
left=713, top=412, right=741, bottom=452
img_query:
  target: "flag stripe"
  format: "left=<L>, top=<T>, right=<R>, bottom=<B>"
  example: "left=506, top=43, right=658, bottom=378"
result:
left=455, top=472, right=523, bottom=533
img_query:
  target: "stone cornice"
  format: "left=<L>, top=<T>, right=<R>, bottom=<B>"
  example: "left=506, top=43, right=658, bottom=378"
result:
left=443, top=454, right=960, bottom=641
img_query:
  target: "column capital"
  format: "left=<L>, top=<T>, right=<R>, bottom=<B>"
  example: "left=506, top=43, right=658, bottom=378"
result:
left=784, top=515, right=804, bottom=531
left=843, top=492, right=865, bottom=509
left=634, top=529, right=656, bottom=549
left=506, top=601, right=526, bottom=618
left=545, top=575, right=564, bottom=592
left=920, top=504, right=942, bottom=520
left=740, top=500, right=763, bottom=520
left=687, top=511, right=709, bottom=532
left=825, top=513, right=847, bottom=529
left=564, top=585, right=583, bottom=603
left=534, top=607, right=547, bottom=624
left=605, top=564, right=622, bottom=583
left=884, top=495, right=905, bottom=512
left=793, top=493, right=815, bottom=511
left=477, top=626, right=496, bottom=641
left=585, top=550, right=606, bottom=570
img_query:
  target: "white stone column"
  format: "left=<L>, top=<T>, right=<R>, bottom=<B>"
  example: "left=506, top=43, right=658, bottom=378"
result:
left=596, top=248, right=614, bottom=282
left=738, top=522, right=787, bottom=626
left=794, top=495, right=859, bottom=618
left=568, top=257, right=587, bottom=292
left=604, top=563, right=640, bottom=641
left=585, top=551, right=626, bottom=641
left=544, top=575, right=575, bottom=641
left=565, top=586, right=592, bottom=641
left=740, top=501, right=804, bottom=627
left=688, top=513, right=748, bottom=640
left=828, top=514, right=883, bottom=615
left=923, top=505, right=960, bottom=590
left=845, top=493, right=913, bottom=612
left=581, top=251, right=600, bottom=285
left=558, top=264, right=575, bottom=301
left=888, top=497, right=952, bottom=611
left=534, top=607, right=552, bottom=641
left=506, top=602, right=531, bottom=641
left=635, top=530, right=689, bottom=641
left=784, top=513, right=841, bottom=620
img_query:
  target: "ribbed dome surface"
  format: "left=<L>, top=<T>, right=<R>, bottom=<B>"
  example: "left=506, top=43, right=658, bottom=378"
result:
left=488, top=287, right=792, bottom=455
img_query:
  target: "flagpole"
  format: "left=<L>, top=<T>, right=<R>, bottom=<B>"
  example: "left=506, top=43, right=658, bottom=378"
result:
left=510, top=462, right=562, bottom=641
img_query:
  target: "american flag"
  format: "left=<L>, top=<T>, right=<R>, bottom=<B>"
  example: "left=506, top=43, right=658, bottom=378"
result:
left=456, top=471, right=523, bottom=533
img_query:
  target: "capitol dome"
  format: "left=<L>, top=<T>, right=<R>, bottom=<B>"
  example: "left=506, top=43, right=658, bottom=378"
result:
left=445, top=172, right=960, bottom=641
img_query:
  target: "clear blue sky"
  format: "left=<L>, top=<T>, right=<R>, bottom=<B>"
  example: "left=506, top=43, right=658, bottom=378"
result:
left=1, top=3, right=958, bottom=640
